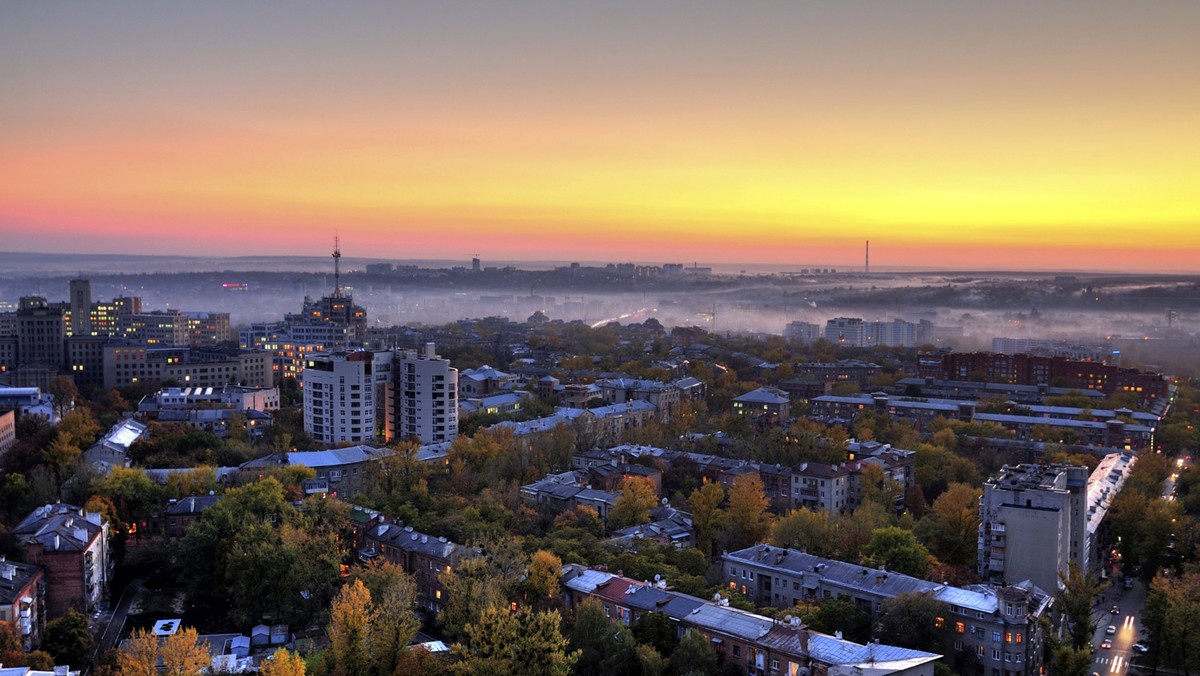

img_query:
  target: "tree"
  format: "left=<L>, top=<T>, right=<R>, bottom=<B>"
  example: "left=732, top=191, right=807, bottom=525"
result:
left=362, top=565, right=420, bottom=676
left=159, top=626, right=209, bottom=676
left=669, top=630, right=718, bottom=676
left=914, top=483, right=980, bottom=567
left=725, top=475, right=771, bottom=549
left=608, top=476, right=658, bottom=530
left=861, top=527, right=931, bottom=578
left=1051, top=645, right=1094, bottom=676
left=771, top=508, right=834, bottom=557
left=261, top=648, right=306, bottom=676
left=688, top=481, right=725, bottom=557
left=451, top=606, right=577, bottom=676
left=328, top=580, right=374, bottom=676
left=571, top=599, right=614, bottom=676
left=874, top=593, right=948, bottom=652
left=47, top=377, right=79, bottom=420
left=116, top=628, right=159, bottom=676
left=42, top=610, right=96, bottom=670
left=1057, top=560, right=1109, bottom=651
left=524, top=550, right=563, bottom=605
left=633, top=611, right=679, bottom=657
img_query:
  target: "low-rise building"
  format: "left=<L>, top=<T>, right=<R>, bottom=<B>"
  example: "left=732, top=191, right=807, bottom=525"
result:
left=14, top=504, right=110, bottom=617
left=724, top=545, right=1050, bottom=676
left=732, top=387, right=791, bottom=420
left=359, top=521, right=464, bottom=614
left=0, top=557, right=45, bottom=649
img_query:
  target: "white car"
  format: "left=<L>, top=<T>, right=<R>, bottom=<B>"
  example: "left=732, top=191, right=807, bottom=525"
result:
left=1106, top=625, right=1116, bottom=635
left=1132, top=644, right=1148, bottom=653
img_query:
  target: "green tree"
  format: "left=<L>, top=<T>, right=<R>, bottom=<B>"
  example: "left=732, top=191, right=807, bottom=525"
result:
left=450, top=606, right=577, bottom=676
left=669, top=629, right=718, bottom=676
left=861, top=527, right=931, bottom=578
left=1051, top=645, right=1094, bottom=676
left=874, top=593, right=948, bottom=652
left=42, top=610, right=97, bottom=670
left=633, top=611, right=679, bottom=658
left=1057, top=560, right=1109, bottom=651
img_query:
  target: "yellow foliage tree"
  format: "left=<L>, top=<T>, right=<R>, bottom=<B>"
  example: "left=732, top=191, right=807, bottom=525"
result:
left=159, top=627, right=209, bottom=676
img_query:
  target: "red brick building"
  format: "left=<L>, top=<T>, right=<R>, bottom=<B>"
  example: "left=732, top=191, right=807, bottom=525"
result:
left=14, top=505, right=110, bottom=617
left=917, top=352, right=1168, bottom=405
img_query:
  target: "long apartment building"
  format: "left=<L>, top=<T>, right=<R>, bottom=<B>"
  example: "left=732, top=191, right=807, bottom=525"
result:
left=102, top=345, right=271, bottom=390
left=390, top=343, right=457, bottom=445
left=564, top=563, right=940, bottom=676
left=724, top=545, right=1051, bottom=676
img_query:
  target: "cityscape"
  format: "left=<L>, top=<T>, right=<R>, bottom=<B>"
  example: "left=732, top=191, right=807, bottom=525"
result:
left=2, top=3, right=1199, bottom=676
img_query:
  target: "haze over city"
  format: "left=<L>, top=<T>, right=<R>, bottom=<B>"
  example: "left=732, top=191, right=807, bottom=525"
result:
left=3, top=1, right=1199, bottom=271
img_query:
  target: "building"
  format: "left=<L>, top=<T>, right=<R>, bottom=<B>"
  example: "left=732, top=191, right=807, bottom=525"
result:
left=390, top=344, right=458, bottom=445
left=359, top=520, right=464, bottom=614
left=978, top=454, right=1135, bottom=594
left=16, top=297, right=65, bottom=370
left=83, top=418, right=149, bottom=471
left=598, top=378, right=681, bottom=423
left=457, top=365, right=517, bottom=398
left=724, top=546, right=1050, bottom=676
left=302, top=351, right=381, bottom=445
left=68, top=279, right=91, bottom=338
left=138, top=384, right=279, bottom=415
left=0, top=410, right=15, bottom=464
left=240, top=446, right=389, bottom=499
left=732, top=387, right=791, bottom=420
left=917, top=352, right=1169, bottom=406
left=102, top=345, right=272, bottom=390
left=784, top=321, right=821, bottom=344
left=563, top=563, right=941, bottom=676
left=13, top=504, right=110, bottom=617
left=977, top=464, right=1089, bottom=593
left=0, top=557, right=45, bottom=650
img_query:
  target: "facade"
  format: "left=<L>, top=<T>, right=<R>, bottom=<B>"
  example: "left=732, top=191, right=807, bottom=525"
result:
left=16, top=297, right=65, bottom=369
left=457, top=365, right=516, bottom=398
left=359, top=520, right=464, bottom=614
left=102, top=345, right=272, bottom=390
left=977, top=464, right=1089, bottom=593
left=0, top=410, right=15, bottom=463
left=724, top=546, right=1050, bottom=676
left=139, top=384, right=280, bottom=414
left=14, top=504, right=110, bottom=617
left=302, top=351, right=379, bottom=445
left=68, top=279, right=91, bottom=337
left=0, top=557, right=45, bottom=650
left=732, top=387, right=791, bottom=419
left=598, top=378, right=681, bottom=422
left=917, top=352, right=1169, bottom=406
left=390, top=344, right=458, bottom=445
left=784, top=321, right=821, bottom=344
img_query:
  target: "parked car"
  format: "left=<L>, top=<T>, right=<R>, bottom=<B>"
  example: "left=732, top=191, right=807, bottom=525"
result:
left=1133, top=644, right=1148, bottom=653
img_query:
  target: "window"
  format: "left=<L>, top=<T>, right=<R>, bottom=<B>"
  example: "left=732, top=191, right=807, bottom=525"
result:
left=992, top=631, right=1002, bottom=643
left=956, top=622, right=965, bottom=633
left=992, top=649, right=1000, bottom=661
left=1014, top=632, right=1022, bottom=643
left=954, top=640, right=963, bottom=651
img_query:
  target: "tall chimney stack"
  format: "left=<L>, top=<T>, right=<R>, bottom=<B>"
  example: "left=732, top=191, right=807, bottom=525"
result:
left=865, top=240, right=870, bottom=273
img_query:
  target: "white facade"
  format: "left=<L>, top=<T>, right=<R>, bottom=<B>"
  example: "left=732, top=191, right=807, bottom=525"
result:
left=392, top=343, right=458, bottom=444
left=302, top=351, right=378, bottom=445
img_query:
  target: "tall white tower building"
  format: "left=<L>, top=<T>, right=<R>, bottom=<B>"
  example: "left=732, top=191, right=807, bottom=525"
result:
left=302, top=351, right=378, bottom=445
left=391, top=343, right=457, bottom=444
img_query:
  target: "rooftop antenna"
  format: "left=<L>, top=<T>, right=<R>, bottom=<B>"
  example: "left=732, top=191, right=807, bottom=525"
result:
left=332, top=234, right=342, bottom=298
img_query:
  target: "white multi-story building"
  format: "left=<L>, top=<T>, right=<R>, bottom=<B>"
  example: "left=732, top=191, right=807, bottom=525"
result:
left=391, top=343, right=457, bottom=444
left=302, top=351, right=379, bottom=445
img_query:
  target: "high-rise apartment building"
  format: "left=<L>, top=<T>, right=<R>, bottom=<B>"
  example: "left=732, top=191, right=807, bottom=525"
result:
left=391, top=343, right=457, bottom=444
left=977, top=463, right=1088, bottom=593
left=302, top=351, right=379, bottom=445
left=68, top=279, right=91, bottom=337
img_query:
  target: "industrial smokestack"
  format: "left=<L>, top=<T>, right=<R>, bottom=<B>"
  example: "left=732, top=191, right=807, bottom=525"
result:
left=865, top=240, right=870, bottom=273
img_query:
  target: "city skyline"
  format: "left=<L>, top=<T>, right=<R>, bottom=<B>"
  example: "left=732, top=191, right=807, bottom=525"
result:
left=2, top=2, right=1198, bottom=272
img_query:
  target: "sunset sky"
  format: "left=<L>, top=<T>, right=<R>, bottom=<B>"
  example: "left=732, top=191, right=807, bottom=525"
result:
left=2, top=2, right=1198, bottom=271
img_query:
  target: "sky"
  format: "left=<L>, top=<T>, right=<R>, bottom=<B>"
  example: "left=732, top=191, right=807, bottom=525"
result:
left=2, top=2, right=1198, bottom=272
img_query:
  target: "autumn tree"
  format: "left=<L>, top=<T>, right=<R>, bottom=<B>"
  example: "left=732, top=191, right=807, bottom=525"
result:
left=328, top=580, right=374, bottom=676
left=524, top=550, right=564, bottom=606
left=725, top=475, right=771, bottom=549
left=771, top=508, right=835, bottom=557
left=913, top=482, right=980, bottom=567
left=116, top=628, right=160, bottom=676
left=688, top=481, right=725, bottom=557
left=608, top=476, right=658, bottom=530
left=261, top=648, right=306, bottom=676
left=159, top=627, right=209, bottom=676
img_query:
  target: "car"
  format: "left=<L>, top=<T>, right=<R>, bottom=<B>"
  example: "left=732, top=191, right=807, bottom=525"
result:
left=1110, top=605, right=1120, bottom=615
left=1101, top=640, right=1112, bottom=649
left=1106, top=624, right=1116, bottom=635
left=1132, top=644, right=1148, bottom=653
